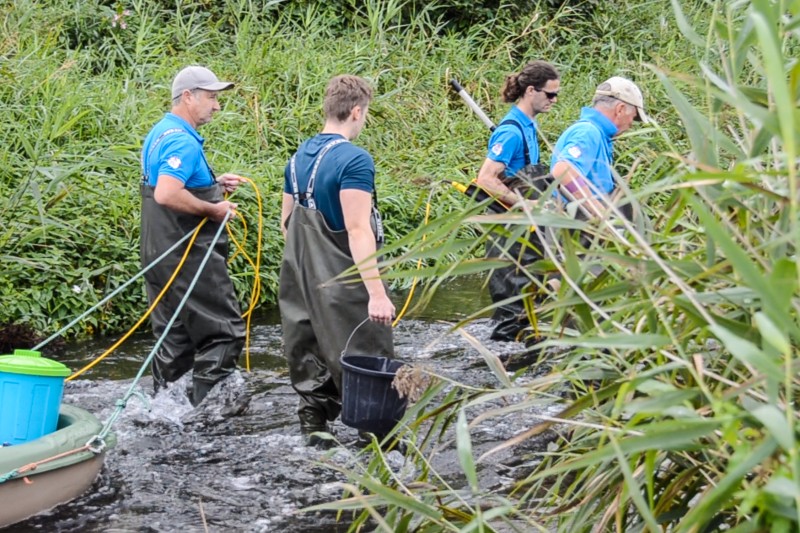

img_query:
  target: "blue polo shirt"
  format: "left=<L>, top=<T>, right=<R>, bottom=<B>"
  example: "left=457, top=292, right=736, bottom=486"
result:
left=550, top=107, right=618, bottom=195
left=485, top=105, right=539, bottom=177
left=284, top=133, right=374, bottom=232
left=141, top=113, right=215, bottom=189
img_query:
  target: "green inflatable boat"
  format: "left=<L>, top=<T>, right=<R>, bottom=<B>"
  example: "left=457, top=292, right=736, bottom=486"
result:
left=0, top=404, right=115, bottom=528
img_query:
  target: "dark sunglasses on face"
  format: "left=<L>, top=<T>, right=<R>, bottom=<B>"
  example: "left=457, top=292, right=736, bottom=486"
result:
left=537, top=88, right=559, bottom=100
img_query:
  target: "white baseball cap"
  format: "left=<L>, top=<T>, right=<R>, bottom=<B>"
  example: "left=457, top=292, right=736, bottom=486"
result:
left=171, top=66, right=234, bottom=99
left=595, top=76, right=649, bottom=123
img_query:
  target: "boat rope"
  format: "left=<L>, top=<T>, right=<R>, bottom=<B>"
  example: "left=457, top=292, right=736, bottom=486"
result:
left=67, top=220, right=208, bottom=381
left=92, top=210, right=234, bottom=443
left=0, top=443, right=95, bottom=484
left=0, top=210, right=235, bottom=485
left=33, top=229, right=198, bottom=353
left=64, top=177, right=264, bottom=379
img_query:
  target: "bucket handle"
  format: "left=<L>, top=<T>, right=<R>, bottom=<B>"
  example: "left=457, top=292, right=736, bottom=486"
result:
left=342, top=317, right=371, bottom=357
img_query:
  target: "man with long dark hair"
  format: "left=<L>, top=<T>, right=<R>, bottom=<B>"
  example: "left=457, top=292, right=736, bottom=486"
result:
left=476, top=60, right=561, bottom=346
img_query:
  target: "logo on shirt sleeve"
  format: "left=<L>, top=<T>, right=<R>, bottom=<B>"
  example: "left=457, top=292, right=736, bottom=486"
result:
left=491, top=143, right=503, bottom=156
left=567, top=145, right=582, bottom=159
left=167, top=156, right=182, bottom=169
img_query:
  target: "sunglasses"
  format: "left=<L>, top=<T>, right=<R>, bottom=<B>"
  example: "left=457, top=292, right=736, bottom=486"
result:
left=537, top=89, right=559, bottom=100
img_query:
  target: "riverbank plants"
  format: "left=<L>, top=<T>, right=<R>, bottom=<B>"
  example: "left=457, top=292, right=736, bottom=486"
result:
left=1, top=0, right=690, bottom=340
left=307, top=0, right=800, bottom=531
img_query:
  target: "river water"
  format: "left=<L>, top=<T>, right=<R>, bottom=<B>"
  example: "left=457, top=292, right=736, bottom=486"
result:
left=3, top=280, right=563, bottom=532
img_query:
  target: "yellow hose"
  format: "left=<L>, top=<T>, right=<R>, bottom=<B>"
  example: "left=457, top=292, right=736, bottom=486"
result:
left=68, top=178, right=265, bottom=379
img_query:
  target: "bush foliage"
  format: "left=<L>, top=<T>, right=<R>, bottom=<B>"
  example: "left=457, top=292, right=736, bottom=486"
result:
left=1, top=0, right=681, bottom=337
left=5, top=0, right=800, bottom=530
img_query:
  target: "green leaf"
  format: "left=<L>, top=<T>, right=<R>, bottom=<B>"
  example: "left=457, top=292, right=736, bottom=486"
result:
left=610, top=436, right=661, bottom=532
left=623, top=389, right=700, bottom=417
left=763, top=476, right=800, bottom=499
left=710, top=325, right=784, bottom=382
left=543, top=333, right=670, bottom=350
left=687, top=196, right=786, bottom=329
left=680, top=437, right=778, bottom=526
left=670, top=0, right=704, bottom=46
left=456, top=409, right=478, bottom=494
left=751, top=2, right=796, bottom=156
left=754, top=312, right=790, bottom=355
left=535, top=419, right=721, bottom=477
left=749, top=404, right=794, bottom=452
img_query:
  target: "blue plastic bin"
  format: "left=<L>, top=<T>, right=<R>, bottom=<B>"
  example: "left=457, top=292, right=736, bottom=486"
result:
left=0, top=349, right=71, bottom=446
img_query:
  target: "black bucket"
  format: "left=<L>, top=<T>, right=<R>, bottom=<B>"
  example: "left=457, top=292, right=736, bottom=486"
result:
left=340, top=355, right=407, bottom=433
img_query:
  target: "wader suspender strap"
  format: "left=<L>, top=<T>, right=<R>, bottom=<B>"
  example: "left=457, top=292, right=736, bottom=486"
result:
left=289, top=138, right=348, bottom=210
left=371, top=188, right=385, bottom=244
left=289, top=138, right=385, bottom=244
left=141, top=128, right=216, bottom=186
left=498, top=119, right=531, bottom=166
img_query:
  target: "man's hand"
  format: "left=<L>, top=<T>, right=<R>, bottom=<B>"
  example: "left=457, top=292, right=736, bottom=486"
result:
left=209, top=200, right=238, bottom=222
left=368, top=292, right=395, bottom=326
left=217, top=173, right=245, bottom=193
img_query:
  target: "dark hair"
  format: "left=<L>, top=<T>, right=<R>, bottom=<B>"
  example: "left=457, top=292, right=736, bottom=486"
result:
left=501, top=60, right=560, bottom=103
left=323, top=75, right=373, bottom=122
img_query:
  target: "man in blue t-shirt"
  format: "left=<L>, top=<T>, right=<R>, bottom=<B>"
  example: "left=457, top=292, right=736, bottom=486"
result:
left=279, top=75, right=395, bottom=447
left=140, top=66, right=246, bottom=406
left=476, top=60, right=560, bottom=207
left=476, top=61, right=561, bottom=346
left=551, top=76, right=648, bottom=218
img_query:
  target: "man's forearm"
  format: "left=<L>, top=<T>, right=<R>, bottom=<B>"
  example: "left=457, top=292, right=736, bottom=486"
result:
left=347, top=227, right=387, bottom=297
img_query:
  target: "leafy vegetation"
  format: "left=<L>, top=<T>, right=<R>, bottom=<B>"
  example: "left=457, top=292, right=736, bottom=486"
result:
left=1, top=0, right=678, bottom=337
left=5, top=0, right=800, bottom=530
left=305, top=0, right=800, bottom=531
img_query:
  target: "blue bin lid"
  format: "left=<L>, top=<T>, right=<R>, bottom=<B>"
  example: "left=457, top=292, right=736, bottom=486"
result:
left=0, top=349, right=71, bottom=377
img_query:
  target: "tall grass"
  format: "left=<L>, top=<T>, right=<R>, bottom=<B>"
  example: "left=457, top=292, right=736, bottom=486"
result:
left=1, top=0, right=676, bottom=337
left=306, top=0, right=800, bottom=531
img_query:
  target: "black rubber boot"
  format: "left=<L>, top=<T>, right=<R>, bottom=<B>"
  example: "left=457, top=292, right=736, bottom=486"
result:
left=190, top=379, right=216, bottom=407
left=299, top=407, right=333, bottom=448
left=490, top=314, right=527, bottom=342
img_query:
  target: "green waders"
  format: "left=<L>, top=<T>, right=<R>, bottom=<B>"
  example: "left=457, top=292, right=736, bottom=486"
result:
left=487, top=167, right=555, bottom=343
left=279, top=150, right=393, bottom=425
left=140, top=184, right=245, bottom=405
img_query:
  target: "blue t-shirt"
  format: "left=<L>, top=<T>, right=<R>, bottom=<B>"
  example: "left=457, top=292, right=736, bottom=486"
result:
left=284, top=133, right=374, bottom=232
left=550, top=107, right=618, bottom=195
left=485, top=105, right=539, bottom=178
left=141, top=113, right=215, bottom=189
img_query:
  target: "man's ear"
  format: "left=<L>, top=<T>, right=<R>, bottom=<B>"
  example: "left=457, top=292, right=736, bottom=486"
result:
left=351, top=105, right=362, bottom=121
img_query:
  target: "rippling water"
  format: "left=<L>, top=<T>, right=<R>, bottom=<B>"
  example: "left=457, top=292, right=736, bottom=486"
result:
left=3, top=281, right=562, bottom=532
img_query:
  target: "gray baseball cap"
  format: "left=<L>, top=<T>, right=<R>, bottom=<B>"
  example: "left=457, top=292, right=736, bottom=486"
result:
left=171, top=66, right=234, bottom=99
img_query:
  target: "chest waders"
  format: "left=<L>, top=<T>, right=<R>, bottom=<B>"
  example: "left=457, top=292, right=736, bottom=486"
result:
left=486, top=159, right=557, bottom=345
left=140, top=139, right=245, bottom=406
left=279, top=140, right=393, bottom=424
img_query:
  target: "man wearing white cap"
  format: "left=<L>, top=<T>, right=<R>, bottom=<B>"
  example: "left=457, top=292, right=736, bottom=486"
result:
left=140, top=65, right=246, bottom=406
left=550, top=76, right=648, bottom=218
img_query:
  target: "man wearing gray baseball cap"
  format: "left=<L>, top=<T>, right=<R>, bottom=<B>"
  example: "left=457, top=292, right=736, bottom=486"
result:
left=171, top=65, right=235, bottom=100
left=550, top=76, right=648, bottom=218
left=139, top=65, right=246, bottom=406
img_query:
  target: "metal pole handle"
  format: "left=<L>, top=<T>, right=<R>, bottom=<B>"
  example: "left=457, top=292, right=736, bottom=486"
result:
left=449, top=78, right=496, bottom=131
